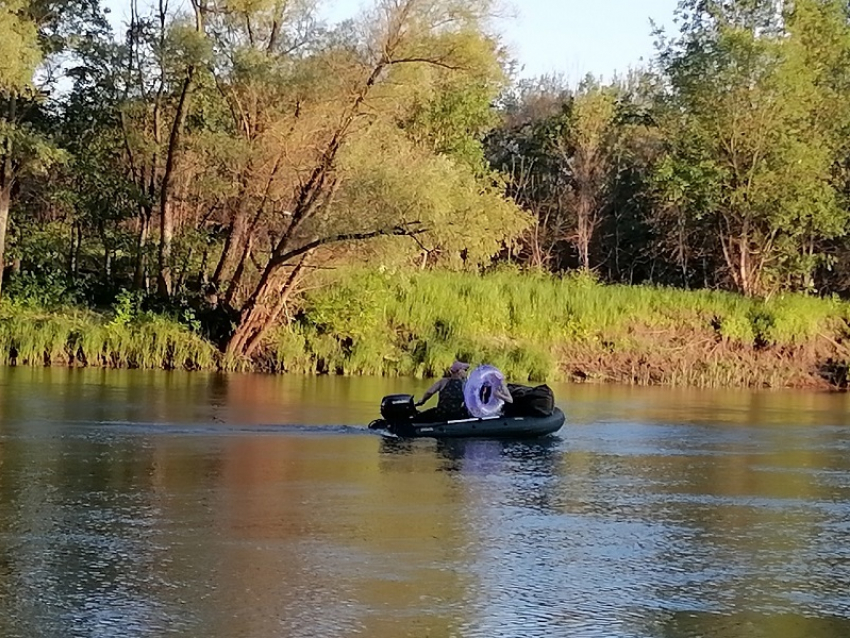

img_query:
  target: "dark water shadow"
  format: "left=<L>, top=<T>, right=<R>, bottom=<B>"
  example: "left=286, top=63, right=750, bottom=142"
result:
left=647, top=609, right=850, bottom=638
left=377, top=434, right=563, bottom=461
left=376, top=435, right=418, bottom=455
left=434, top=437, right=562, bottom=471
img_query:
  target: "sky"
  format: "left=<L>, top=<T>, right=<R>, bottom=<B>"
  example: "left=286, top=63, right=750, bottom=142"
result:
left=317, top=0, right=681, bottom=82
left=104, top=0, right=681, bottom=83
left=495, top=0, right=680, bottom=81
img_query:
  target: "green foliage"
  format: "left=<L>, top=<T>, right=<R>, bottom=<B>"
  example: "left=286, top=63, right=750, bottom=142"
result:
left=0, top=119, right=67, bottom=172
left=7, top=218, right=72, bottom=274
left=653, top=0, right=850, bottom=294
left=258, top=267, right=850, bottom=383
left=6, top=0, right=850, bottom=385
left=1, top=269, right=850, bottom=389
left=336, top=123, right=530, bottom=269
left=0, top=299, right=218, bottom=370
left=4, top=270, right=79, bottom=309
left=0, top=1, right=40, bottom=90
left=398, top=31, right=505, bottom=175
left=752, top=294, right=840, bottom=345
left=110, top=289, right=144, bottom=326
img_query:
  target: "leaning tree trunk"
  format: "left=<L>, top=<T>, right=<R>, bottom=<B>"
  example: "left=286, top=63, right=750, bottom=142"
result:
left=213, top=159, right=282, bottom=298
left=223, top=0, right=465, bottom=357
left=0, top=179, right=11, bottom=299
left=223, top=235, right=253, bottom=307
left=226, top=263, right=280, bottom=356
left=225, top=61, right=388, bottom=357
left=0, top=94, right=16, bottom=299
left=242, top=257, right=308, bottom=358
left=211, top=208, right=248, bottom=292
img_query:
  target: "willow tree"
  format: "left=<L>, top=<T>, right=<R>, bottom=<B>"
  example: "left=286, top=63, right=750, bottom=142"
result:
left=221, top=0, right=529, bottom=358
left=197, top=0, right=325, bottom=305
left=654, top=0, right=850, bottom=295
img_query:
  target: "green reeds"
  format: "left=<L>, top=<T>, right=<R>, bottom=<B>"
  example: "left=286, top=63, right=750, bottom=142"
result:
left=0, top=302, right=218, bottom=370
left=267, top=267, right=850, bottom=385
left=3, top=269, right=849, bottom=388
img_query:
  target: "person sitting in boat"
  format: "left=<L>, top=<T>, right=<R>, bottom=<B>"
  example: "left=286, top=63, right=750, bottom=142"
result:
left=479, top=377, right=513, bottom=406
left=498, top=381, right=513, bottom=404
left=414, top=360, right=470, bottom=420
left=467, top=365, right=513, bottom=418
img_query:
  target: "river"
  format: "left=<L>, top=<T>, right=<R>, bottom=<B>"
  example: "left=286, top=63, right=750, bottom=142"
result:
left=0, top=366, right=849, bottom=638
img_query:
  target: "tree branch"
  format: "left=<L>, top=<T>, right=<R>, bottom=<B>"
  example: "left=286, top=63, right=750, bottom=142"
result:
left=271, top=223, right=427, bottom=267
left=386, top=57, right=463, bottom=71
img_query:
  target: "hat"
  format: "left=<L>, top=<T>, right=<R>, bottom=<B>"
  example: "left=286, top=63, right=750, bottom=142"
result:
left=449, top=361, right=470, bottom=374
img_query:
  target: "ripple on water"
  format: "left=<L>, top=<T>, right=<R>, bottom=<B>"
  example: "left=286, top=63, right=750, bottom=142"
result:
left=2, top=376, right=850, bottom=638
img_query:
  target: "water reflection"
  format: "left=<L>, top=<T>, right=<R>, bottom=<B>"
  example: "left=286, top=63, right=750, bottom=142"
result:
left=0, top=367, right=849, bottom=637
left=652, top=611, right=850, bottom=638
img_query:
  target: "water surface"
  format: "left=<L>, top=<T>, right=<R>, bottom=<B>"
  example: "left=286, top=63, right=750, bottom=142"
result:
left=0, top=367, right=849, bottom=638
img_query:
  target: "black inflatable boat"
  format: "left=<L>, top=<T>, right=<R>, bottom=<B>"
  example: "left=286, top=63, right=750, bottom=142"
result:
left=368, top=393, right=565, bottom=439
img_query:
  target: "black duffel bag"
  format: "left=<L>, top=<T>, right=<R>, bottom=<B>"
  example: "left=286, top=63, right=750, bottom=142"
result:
left=505, top=384, right=555, bottom=417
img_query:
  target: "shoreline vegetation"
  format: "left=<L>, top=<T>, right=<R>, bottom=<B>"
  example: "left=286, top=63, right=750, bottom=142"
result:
left=2, top=268, right=849, bottom=391
left=7, top=1, right=850, bottom=393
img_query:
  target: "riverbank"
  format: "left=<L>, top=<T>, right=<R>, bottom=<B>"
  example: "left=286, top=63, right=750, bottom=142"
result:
left=2, top=268, right=850, bottom=389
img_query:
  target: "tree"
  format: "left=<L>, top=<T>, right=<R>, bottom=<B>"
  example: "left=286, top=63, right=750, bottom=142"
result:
left=487, top=77, right=621, bottom=273
left=596, top=71, right=665, bottom=285
left=0, top=0, right=109, bottom=297
left=198, top=0, right=324, bottom=303
left=221, top=0, right=527, bottom=358
left=0, top=2, right=40, bottom=90
left=654, top=0, right=850, bottom=295
left=0, top=0, right=41, bottom=297
left=486, top=76, right=574, bottom=270
left=156, top=0, right=208, bottom=297
left=38, top=0, right=525, bottom=356
left=559, top=81, right=617, bottom=271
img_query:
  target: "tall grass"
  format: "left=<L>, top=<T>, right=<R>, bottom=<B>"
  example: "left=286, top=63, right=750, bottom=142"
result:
left=3, top=268, right=849, bottom=387
left=265, top=267, right=850, bottom=386
left=0, top=302, right=218, bottom=370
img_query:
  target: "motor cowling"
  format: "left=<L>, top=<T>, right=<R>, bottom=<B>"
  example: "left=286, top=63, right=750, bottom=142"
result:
left=380, top=394, right=416, bottom=421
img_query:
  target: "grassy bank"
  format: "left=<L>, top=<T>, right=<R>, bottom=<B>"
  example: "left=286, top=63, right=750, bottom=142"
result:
left=266, top=268, right=850, bottom=388
left=3, top=268, right=850, bottom=388
left=0, top=301, right=218, bottom=371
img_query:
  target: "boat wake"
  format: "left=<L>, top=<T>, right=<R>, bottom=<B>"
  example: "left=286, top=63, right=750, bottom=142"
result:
left=77, top=421, right=379, bottom=437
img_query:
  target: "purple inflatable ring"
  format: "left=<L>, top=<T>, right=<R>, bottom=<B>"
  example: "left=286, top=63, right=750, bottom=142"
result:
left=464, top=365, right=506, bottom=418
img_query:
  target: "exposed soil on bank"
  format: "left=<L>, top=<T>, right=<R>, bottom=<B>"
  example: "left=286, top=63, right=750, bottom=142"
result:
left=558, top=324, right=848, bottom=390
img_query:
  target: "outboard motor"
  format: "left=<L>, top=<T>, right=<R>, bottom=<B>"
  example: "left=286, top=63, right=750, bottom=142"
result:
left=380, top=394, right=417, bottom=422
